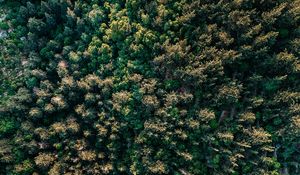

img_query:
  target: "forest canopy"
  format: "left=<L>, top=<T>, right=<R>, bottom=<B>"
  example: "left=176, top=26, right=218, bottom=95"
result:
left=0, top=0, right=299, bottom=174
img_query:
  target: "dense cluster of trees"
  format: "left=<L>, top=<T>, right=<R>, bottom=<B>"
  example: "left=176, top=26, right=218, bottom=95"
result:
left=0, top=0, right=299, bottom=174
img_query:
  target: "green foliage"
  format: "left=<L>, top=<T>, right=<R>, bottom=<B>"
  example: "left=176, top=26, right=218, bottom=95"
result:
left=0, top=21, right=9, bottom=30
left=0, top=118, right=16, bottom=136
left=0, top=0, right=299, bottom=174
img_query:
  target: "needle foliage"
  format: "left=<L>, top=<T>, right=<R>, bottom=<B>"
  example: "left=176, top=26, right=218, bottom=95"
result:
left=0, top=0, right=299, bottom=174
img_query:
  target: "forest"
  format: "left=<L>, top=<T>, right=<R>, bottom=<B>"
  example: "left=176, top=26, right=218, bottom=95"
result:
left=0, top=0, right=299, bottom=174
